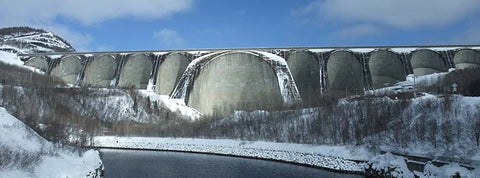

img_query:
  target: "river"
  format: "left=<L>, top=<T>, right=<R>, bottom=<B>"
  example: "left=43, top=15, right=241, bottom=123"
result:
left=100, top=149, right=364, bottom=178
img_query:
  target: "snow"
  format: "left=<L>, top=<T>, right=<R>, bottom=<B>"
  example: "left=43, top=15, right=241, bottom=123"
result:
left=420, top=163, right=480, bottom=178
left=390, top=47, right=470, bottom=53
left=348, top=48, right=376, bottom=53
left=0, top=30, right=72, bottom=54
left=48, top=55, right=63, bottom=59
left=0, top=107, right=102, bottom=178
left=152, top=52, right=169, bottom=56
left=186, top=50, right=211, bottom=55
left=307, top=46, right=479, bottom=54
left=0, top=51, right=45, bottom=74
left=146, top=78, right=155, bottom=91
left=365, top=71, right=450, bottom=96
left=34, top=150, right=101, bottom=178
left=138, top=90, right=202, bottom=120
left=0, top=108, right=45, bottom=152
left=0, top=169, right=31, bottom=178
left=308, top=49, right=335, bottom=53
left=462, top=96, right=480, bottom=106
left=391, top=48, right=422, bottom=53
left=93, top=136, right=368, bottom=172
left=0, top=51, right=23, bottom=66
left=252, top=51, right=302, bottom=105
left=368, top=153, right=415, bottom=177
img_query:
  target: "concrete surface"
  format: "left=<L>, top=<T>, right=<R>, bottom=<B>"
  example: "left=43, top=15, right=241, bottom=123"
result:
left=24, top=56, right=48, bottom=72
left=369, top=50, right=406, bottom=88
left=453, top=49, right=480, bottom=70
left=327, top=51, right=364, bottom=96
left=155, top=53, right=190, bottom=95
left=287, top=50, right=321, bottom=107
left=50, top=55, right=82, bottom=84
left=117, top=54, right=153, bottom=89
left=187, top=52, right=283, bottom=117
left=82, top=55, right=117, bottom=87
left=411, top=49, right=448, bottom=76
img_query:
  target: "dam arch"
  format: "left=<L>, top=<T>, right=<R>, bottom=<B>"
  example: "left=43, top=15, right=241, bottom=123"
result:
left=25, top=56, right=49, bottom=72
left=369, top=50, right=406, bottom=88
left=411, top=49, right=448, bottom=76
left=286, top=50, right=321, bottom=107
left=453, top=49, right=480, bottom=70
left=117, top=53, right=153, bottom=89
left=50, top=55, right=82, bottom=84
left=155, top=53, right=190, bottom=95
left=326, top=50, right=364, bottom=96
left=171, top=51, right=301, bottom=117
left=82, top=55, right=117, bottom=87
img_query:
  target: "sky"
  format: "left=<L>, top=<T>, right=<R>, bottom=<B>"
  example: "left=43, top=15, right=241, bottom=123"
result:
left=0, top=0, right=479, bottom=51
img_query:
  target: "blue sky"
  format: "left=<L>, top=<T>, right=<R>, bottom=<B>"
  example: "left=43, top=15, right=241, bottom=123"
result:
left=1, top=0, right=480, bottom=51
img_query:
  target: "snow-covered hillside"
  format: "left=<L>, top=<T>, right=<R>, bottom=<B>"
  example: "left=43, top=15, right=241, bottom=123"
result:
left=0, top=51, right=23, bottom=66
left=0, top=27, right=74, bottom=54
left=0, top=28, right=104, bottom=177
left=0, top=50, right=45, bottom=74
left=0, top=107, right=103, bottom=178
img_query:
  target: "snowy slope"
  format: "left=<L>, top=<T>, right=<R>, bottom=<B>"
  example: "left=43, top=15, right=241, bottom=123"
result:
left=0, top=51, right=45, bottom=74
left=0, top=51, right=23, bottom=66
left=0, top=107, right=103, bottom=178
left=138, top=90, right=202, bottom=120
left=0, top=27, right=74, bottom=54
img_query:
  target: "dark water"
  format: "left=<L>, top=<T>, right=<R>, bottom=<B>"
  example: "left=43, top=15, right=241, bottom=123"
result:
left=100, top=149, right=364, bottom=178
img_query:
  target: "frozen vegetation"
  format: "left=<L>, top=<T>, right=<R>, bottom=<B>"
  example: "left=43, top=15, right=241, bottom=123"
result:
left=0, top=107, right=103, bottom=178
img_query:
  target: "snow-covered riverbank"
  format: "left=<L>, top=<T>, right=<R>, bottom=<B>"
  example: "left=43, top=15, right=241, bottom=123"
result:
left=93, top=136, right=480, bottom=177
left=93, top=136, right=368, bottom=173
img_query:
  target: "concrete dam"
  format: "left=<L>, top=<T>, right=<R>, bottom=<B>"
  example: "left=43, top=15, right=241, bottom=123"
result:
left=20, top=45, right=480, bottom=117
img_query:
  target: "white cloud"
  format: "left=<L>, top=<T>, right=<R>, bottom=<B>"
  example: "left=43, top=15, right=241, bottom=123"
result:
left=301, top=0, right=480, bottom=29
left=0, top=0, right=193, bottom=26
left=334, top=24, right=384, bottom=39
left=0, top=0, right=193, bottom=50
left=154, top=28, right=185, bottom=49
left=39, top=25, right=94, bottom=51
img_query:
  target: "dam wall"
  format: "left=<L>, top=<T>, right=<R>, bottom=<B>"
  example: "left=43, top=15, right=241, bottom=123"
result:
left=20, top=45, right=480, bottom=116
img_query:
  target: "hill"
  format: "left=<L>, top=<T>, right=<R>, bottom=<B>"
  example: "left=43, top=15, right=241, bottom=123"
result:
left=0, top=27, right=75, bottom=54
